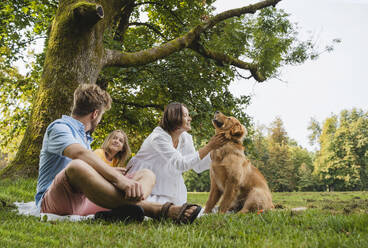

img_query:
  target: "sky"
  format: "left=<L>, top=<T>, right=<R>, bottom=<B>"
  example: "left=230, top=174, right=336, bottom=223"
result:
left=15, top=0, right=368, bottom=151
left=214, top=0, right=368, bottom=150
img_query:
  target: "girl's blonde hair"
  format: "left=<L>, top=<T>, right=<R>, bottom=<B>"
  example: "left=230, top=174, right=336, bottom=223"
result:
left=101, top=130, right=131, bottom=167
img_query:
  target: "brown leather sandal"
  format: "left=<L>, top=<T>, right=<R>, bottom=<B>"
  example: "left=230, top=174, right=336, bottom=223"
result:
left=175, top=203, right=202, bottom=224
left=157, top=202, right=202, bottom=224
left=158, top=202, right=174, bottom=220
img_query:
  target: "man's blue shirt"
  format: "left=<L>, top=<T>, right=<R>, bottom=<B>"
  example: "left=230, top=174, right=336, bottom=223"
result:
left=35, top=115, right=93, bottom=208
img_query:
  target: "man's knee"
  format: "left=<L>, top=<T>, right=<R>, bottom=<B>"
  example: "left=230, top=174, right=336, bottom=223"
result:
left=65, top=159, right=91, bottom=180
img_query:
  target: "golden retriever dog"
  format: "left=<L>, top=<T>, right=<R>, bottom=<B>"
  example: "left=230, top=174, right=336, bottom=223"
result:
left=204, top=112, right=273, bottom=214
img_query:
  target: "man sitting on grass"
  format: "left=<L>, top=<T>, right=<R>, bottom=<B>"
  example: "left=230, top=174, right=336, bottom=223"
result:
left=35, top=84, right=201, bottom=223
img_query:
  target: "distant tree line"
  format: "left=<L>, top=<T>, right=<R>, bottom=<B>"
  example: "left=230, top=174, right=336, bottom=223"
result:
left=309, top=108, right=368, bottom=191
left=185, top=108, right=368, bottom=192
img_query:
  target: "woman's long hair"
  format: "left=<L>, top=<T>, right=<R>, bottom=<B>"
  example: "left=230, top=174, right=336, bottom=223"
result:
left=101, top=130, right=131, bottom=167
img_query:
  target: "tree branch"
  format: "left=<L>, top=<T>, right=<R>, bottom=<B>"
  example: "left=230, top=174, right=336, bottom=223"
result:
left=201, top=0, right=281, bottom=32
left=235, top=70, right=253, bottom=80
left=133, top=1, right=184, bottom=25
left=114, top=99, right=163, bottom=110
left=103, top=30, right=197, bottom=67
left=113, top=1, right=136, bottom=41
left=133, top=1, right=156, bottom=7
left=16, top=36, right=47, bottom=47
left=129, top=22, right=168, bottom=41
left=99, top=0, right=131, bottom=28
left=190, top=42, right=266, bottom=82
left=103, top=0, right=281, bottom=82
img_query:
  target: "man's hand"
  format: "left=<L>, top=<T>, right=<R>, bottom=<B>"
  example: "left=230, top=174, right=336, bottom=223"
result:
left=115, top=175, right=144, bottom=201
left=114, top=167, right=127, bottom=175
left=63, top=144, right=144, bottom=201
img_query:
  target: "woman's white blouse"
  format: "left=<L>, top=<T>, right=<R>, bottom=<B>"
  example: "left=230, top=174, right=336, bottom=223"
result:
left=128, top=126, right=211, bottom=205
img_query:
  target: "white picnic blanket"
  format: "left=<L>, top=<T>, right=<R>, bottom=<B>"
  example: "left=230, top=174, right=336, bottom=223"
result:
left=14, top=201, right=94, bottom=222
left=14, top=201, right=207, bottom=222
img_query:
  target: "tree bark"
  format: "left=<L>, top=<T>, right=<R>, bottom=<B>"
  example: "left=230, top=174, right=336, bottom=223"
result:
left=1, top=0, right=127, bottom=178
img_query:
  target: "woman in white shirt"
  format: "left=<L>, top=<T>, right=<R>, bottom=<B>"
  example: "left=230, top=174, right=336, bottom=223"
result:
left=128, top=102, right=226, bottom=205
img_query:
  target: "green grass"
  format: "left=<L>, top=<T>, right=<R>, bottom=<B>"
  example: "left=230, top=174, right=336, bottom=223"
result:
left=1, top=179, right=368, bottom=247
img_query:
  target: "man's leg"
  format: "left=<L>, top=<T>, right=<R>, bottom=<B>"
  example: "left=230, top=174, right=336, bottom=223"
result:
left=65, top=159, right=143, bottom=208
left=79, top=169, right=156, bottom=215
left=66, top=159, right=199, bottom=221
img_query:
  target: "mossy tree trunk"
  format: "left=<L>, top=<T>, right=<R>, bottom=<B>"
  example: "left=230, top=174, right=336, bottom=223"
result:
left=1, top=0, right=126, bottom=177
left=1, top=0, right=281, bottom=178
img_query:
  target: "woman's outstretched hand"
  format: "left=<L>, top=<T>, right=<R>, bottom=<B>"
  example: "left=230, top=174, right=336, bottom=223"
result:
left=198, top=133, right=228, bottom=160
left=207, top=133, right=228, bottom=150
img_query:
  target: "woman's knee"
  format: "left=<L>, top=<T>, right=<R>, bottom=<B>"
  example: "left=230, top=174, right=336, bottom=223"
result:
left=136, top=169, right=156, bottom=185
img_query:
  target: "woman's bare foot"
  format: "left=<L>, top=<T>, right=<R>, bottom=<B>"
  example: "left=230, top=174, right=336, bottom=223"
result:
left=167, top=203, right=202, bottom=224
left=168, top=205, right=196, bottom=220
left=138, top=201, right=202, bottom=223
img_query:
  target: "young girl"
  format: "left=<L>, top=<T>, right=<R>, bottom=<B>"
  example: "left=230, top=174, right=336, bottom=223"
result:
left=94, top=129, right=131, bottom=168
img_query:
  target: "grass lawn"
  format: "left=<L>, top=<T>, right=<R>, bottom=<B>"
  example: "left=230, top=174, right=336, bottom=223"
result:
left=1, top=178, right=367, bottom=247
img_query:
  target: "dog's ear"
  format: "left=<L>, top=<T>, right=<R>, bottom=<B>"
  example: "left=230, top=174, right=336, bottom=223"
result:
left=230, top=123, right=244, bottom=137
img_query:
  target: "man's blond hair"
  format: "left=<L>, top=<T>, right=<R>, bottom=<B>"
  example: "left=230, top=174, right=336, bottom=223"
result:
left=71, top=84, right=112, bottom=116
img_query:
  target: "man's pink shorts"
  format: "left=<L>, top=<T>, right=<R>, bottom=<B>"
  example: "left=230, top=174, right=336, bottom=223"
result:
left=41, top=169, right=108, bottom=216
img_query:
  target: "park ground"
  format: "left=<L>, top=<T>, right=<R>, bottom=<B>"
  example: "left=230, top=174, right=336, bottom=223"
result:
left=1, top=178, right=367, bottom=247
